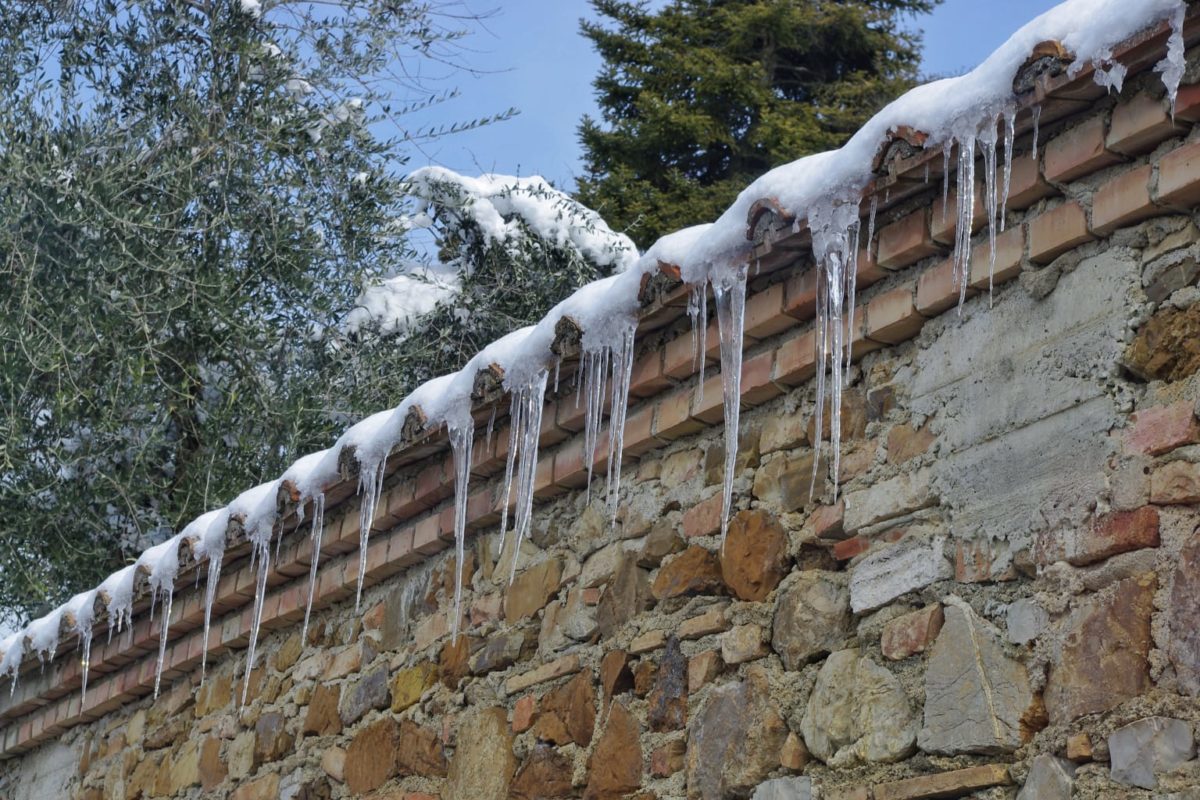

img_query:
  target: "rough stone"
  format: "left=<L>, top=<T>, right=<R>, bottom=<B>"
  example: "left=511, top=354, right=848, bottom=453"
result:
left=721, top=623, right=768, bottom=665
left=470, top=633, right=525, bottom=675
left=534, top=670, right=596, bottom=747
left=771, top=571, right=851, bottom=670
left=752, top=450, right=825, bottom=513
left=842, top=469, right=934, bottom=534
left=760, top=409, right=809, bottom=454
left=227, top=730, right=257, bottom=780
left=887, top=422, right=935, bottom=465
left=600, top=650, right=634, bottom=708
left=919, top=600, right=1034, bottom=755
left=339, top=667, right=389, bottom=725
left=254, top=712, right=293, bottom=763
left=1006, top=598, right=1049, bottom=646
left=321, top=747, right=345, bottom=782
left=390, top=662, right=437, bottom=712
left=779, top=732, right=809, bottom=772
left=395, top=720, right=446, bottom=778
left=679, top=606, right=729, bottom=639
left=512, top=695, right=537, bottom=733
left=581, top=542, right=625, bottom=588
left=1151, top=460, right=1200, bottom=504
left=651, top=739, right=687, bottom=778
left=639, top=521, right=686, bottom=568
left=230, top=773, right=279, bottom=800
left=751, top=777, right=813, bottom=800
left=596, top=553, right=653, bottom=638
left=801, top=649, right=917, bottom=766
left=1169, top=528, right=1200, bottom=695
left=198, top=737, right=226, bottom=790
left=1124, top=303, right=1200, bottom=382
left=881, top=604, right=943, bottom=661
left=585, top=701, right=643, bottom=800
left=1035, top=506, right=1160, bottom=566
left=510, top=746, right=574, bottom=800
left=849, top=536, right=949, bottom=613
left=168, top=741, right=199, bottom=793
left=439, top=634, right=475, bottom=689
left=647, top=637, right=687, bottom=732
left=304, top=684, right=343, bottom=737
left=720, top=510, right=790, bottom=601
left=344, top=718, right=398, bottom=795
left=1016, top=754, right=1074, bottom=800
left=1109, top=716, right=1194, bottom=789
left=1066, top=732, right=1093, bottom=762
left=873, top=764, right=1010, bottom=800
left=688, top=650, right=723, bottom=693
left=445, top=707, right=516, bottom=800
left=651, top=545, right=727, bottom=600
left=1045, top=574, right=1155, bottom=724
left=506, top=558, right=564, bottom=623
left=686, top=666, right=789, bottom=799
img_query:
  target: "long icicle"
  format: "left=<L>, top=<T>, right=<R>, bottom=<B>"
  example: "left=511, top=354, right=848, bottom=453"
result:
left=497, top=396, right=522, bottom=555
left=605, top=324, right=638, bottom=526
left=448, top=422, right=474, bottom=641
left=713, top=263, right=748, bottom=547
left=300, top=492, right=326, bottom=644
left=241, top=532, right=272, bottom=707
left=1000, top=108, right=1016, bottom=236
left=200, top=553, right=222, bottom=684
left=980, top=116, right=1000, bottom=301
left=953, top=132, right=978, bottom=311
left=354, top=459, right=386, bottom=612
left=508, top=370, right=550, bottom=584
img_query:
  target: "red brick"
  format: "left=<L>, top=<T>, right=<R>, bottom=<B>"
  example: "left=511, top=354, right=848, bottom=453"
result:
left=855, top=246, right=889, bottom=288
left=809, top=501, right=845, bottom=540
left=782, top=268, right=818, bottom=321
left=552, top=437, right=588, bottom=490
left=682, top=493, right=724, bottom=539
left=881, top=603, right=944, bottom=660
left=663, top=319, right=716, bottom=380
left=539, top=401, right=570, bottom=446
left=557, top=387, right=587, bottom=432
left=832, top=536, right=869, bottom=561
left=1127, top=401, right=1200, bottom=455
left=1078, top=507, right=1161, bottom=566
left=1108, top=92, right=1187, bottom=156
left=690, top=373, right=725, bottom=425
left=1027, top=201, right=1094, bottom=264
left=1006, top=153, right=1056, bottom=210
left=1043, top=115, right=1123, bottom=183
left=622, top=403, right=661, bottom=457
left=968, top=224, right=1025, bottom=291
left=412, top=515, right=445, bottom=556
left=864, top=285, right=924, bottom=344
left=955, top=538, right=1015, bottom=583
left=744, top=282, right=796, bottom=339
left=629, top=350, right=670, bottom=398
left=1092, top=164, right=1160, bottom=235
left=774, top=329, right=818, bottom=386
left=534, top=453, right=560, bottom=499
left=877, top=209, right=942, bottom=269
left=1175, top=83, right=1200, bottom=123
left=741, top=350, right=781, bottom=405
left=655, top=391, right=706, bottom=440
left=915, top=258, right=975, bottom=317
left=931, top=181, right=984, bottom=245
left=1156, top=139, right=1200, bottom=207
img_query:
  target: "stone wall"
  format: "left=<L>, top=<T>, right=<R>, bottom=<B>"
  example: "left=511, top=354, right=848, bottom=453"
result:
left=6, top=14, right=1200, bottom=800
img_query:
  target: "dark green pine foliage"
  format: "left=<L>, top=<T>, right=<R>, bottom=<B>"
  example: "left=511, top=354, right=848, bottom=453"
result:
left=576, top=0, right=941, bottom=248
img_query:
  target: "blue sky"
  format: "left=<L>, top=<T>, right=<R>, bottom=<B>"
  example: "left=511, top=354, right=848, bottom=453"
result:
left=413, top=0, right=1063, bottom=190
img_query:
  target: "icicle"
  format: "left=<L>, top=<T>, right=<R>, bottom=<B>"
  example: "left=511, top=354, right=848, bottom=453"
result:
left=300, top=492, right=325, bottom=645
left=187, top=507, right=229, bottom=686
left=507, top=370, right=550, bottom=584
left=447, top=422, right=474, bottom=641
left=1000, top=108, right=1016, bottom=236
left=941, top=140, right=952, bottom=223
left=0, top=634, right=24, bottom=697
left=688, top=285, right=708, bottom=403
left=497, top=400, right=521, bottom=554
left=1157, top=4, right=1187, bottom=114
left=241, top=530, right=272, bottom=708
left=27, top=608, right=64, bottom=670
left=712, top=262, right=748, bottom=546
left=142, top=536, right=182, bottom=699
left=64, top=590, right=96, bottom=704
left=924, top=161, right=930, bottom=184
left=1031, top=105, right=1042, bottom=162
left=581, top=345, right=610, bottom=501
left=953, top=133, right=978, bottom=311
left=486, top=405, right=497, bottom=448
left=604, top=323, right=638, bottom=525
left=867, top=195, right=878, bottom=251
left=980, top=116, right=1000, bottom=301
left=354, top=458, right=387, bottom=612
left=552, top=358, right=561, bottom=395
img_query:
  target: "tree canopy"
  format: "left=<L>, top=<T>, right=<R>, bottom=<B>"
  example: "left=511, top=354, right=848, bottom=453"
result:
left=576, top=0, right=941, bottom=248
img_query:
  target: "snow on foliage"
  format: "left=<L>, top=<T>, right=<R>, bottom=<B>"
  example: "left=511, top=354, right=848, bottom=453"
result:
left=405, top=167, right=638, bottom=274
left=2, top=0, right=1188, bottom=710
left=344, top=271, right=460, bottom=336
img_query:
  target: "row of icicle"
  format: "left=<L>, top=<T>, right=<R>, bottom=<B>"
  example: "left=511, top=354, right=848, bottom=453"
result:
left=0, top=2, right=1187, bottom=725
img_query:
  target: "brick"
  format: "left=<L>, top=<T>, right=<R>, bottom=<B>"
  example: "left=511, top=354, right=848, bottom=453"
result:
left=682, top=493, right=724, bottom=539
left=629, top=350, right=670, bottom=398
left=1072, top=507, right=1161, bottom=566
left=741, top=350, right=781, bottom=405
left=881, top=603, right=944, bottom=660
left=1092, top=164, right=1160, bottom=235
left=1043, top=115, right=1122, bottom=183
left=782, top=268, right=818, bottom=321
left=874, top=765, right=1010, bottom=800
left=968, top=224, right=1025, bottom=291
left=654, top=390, right=705, bottom=440
left=877, top=210, right=941, bottom=269
left=1006, top=153, right=1055, bottom=209
left=622, top=403, right=661, bottom=457
left=1127, top=401, right=1200, bottom=455
left=855, top=246, right=889, bottom=288
left=1027, top=201, right=1094, bottom=264
left=930, top=181, right=984, bottom=245
left=678, top=608, right=728, bottom=639
left=1150, top=460, right=1200, bottom=504
left=915, top=258, right=974, bottom=317
left=744, top=282, right=796, bottom=339
left=1176, top=83, right=1200, bottom=123
left=1155, top=139, right=1200, bottom=206
left=864, top=285, right=924, bottom=344
left=1108, top=92, right=1187, bottom=156
left=832, top=535, right=869, bottom=561
left=557, top=387, right=587, bottom=432
left=690, top=373, right=725, bottom=425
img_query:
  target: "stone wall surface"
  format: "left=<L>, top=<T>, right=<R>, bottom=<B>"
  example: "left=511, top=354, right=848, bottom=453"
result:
left=6, top=14, right=1200, bottom=800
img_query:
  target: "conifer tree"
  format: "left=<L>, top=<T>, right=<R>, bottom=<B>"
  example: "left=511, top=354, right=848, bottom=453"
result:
left=576, top=0, right=940, bottom=247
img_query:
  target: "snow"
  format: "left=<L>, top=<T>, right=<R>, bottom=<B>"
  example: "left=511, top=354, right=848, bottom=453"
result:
left=179, top=507, right=230, bottom=683
left=0, top=633, right=23, bottom=696
left=26, top=608, right=64, bottom=664
left=98, top=564, right=138, bottom=637
left=405, top=167, right=638, bottom=273
left=137, top=534, right=185, bottom=697
left=344, top=272, right=459, bottom=337
left=238, top=0, right=262, bottom=17
left=63, top=590, right=98, bottom=702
